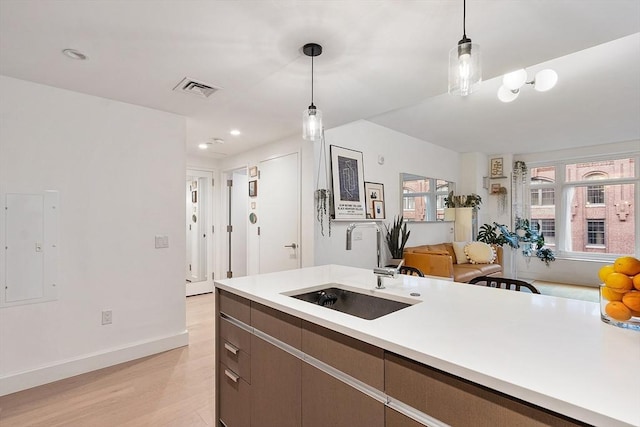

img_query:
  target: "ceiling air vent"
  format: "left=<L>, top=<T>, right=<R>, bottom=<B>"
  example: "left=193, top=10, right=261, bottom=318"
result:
left=173, top=77, right=220, bottom=98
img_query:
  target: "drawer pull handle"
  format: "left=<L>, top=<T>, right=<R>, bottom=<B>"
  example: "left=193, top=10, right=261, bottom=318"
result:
left=224, top=342, right=239, bottom=355
left=224, top=368, right=240, bottom=383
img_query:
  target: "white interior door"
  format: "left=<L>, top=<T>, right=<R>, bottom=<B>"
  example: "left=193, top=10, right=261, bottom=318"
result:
left=224, top=168, right=248, bottom=278
left=185, top=169, right=214, bottom=296
left=259, top=153, right=300, bottom=274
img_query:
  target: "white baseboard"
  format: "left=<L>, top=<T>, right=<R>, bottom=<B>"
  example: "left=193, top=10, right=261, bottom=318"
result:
left=0, top=330, right=189, bottom=396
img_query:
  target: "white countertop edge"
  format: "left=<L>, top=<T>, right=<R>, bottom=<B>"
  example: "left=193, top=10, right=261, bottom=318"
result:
left=214, top=265, right=639, bottom=427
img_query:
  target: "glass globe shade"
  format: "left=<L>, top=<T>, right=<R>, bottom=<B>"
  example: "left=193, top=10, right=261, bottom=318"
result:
left=534, top=69, right=558, bottom=92
left=497, top=85, right=519, bottom=103
left=502, top=69, right=527, bottom=91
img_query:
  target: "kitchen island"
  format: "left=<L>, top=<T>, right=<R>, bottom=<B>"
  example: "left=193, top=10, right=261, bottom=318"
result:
left=214, top=264, right=639, bottom=427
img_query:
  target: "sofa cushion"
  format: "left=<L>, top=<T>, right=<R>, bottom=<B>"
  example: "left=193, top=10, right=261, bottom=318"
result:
left=452, top=241, right=470, bottom=264
left=464, top=242, right=496, bottom=264
left=453, top=263, right=502, bottom=282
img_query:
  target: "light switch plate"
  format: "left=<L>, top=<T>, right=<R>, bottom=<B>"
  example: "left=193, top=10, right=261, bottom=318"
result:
left=155, top=235, right=169, bottom=249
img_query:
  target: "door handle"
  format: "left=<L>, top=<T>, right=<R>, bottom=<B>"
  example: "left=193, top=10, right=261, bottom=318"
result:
left=224, top=342, right=239, bottom=355
left=284, top=243, right=297, bottom=249
left=224, top=368, right=240, bottom=383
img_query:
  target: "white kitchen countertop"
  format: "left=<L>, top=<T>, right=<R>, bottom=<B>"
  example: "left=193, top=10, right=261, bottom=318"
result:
left=215, top=264, right=640, bottom=427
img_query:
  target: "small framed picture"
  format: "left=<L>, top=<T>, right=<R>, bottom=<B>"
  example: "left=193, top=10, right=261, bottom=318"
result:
left=491, top=183, right=501, bottom=194
left=191, top=190, right=197, bottom=203
left=249, top=166, right=258, bottom=177
left=364, top=182, right=385, bottom=219
left=490, top=157, right=504, bottom=178
left=373, top=200, right=385, bottom=219
left=249, top=180, right=257, bottom=197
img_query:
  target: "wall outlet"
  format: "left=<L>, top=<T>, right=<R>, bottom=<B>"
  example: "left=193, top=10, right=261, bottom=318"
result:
left=101, top=310, right=112, bottom=325
left=155, top=235, right=169, bottom=249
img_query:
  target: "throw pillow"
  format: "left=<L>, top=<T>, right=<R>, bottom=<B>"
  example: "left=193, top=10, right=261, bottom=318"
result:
left=452, top=241, right=469, bottom=264
left=464, top=242, right=496, bottom=264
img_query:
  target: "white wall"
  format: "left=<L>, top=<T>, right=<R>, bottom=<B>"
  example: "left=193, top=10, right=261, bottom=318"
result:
left=315, top=120, right=460, bottom=268
left=0, top=76, right=187, bottom=395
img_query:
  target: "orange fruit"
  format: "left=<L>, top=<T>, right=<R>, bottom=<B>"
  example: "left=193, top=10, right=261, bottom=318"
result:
left=613, top=256, right=640, bottom=276
left=629, top=309, right=640, bottom=318
left=601, top=286, right=623, bottom=302
left=633, top=275, right=640, bottom=291
left=622, top=291, right=640, bottom=312
left=605, top=301, right=632, bottom=321
left=604, top=272, right=633, bottom=293
left=598, top=265, right=615, bottom=283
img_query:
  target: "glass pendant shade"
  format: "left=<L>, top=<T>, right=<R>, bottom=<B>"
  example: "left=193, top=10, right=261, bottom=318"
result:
left=502, top=69, right=527, bottom=91
left=302, top=105, right=323, bottom=141
left=534, top=69, right=558, bottom=92
left=448, top=41, right=482, bottom=96
left=497, top=85, right=519, bottom=103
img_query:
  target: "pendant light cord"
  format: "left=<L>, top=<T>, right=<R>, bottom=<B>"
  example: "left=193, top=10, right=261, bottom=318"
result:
left=462, top=0, right=467, bottom=39
left=311, top=48, right=315, bottom=105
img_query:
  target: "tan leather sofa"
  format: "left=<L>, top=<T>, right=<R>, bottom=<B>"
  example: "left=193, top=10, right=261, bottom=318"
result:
left=403, top=243, right=503, bottom=283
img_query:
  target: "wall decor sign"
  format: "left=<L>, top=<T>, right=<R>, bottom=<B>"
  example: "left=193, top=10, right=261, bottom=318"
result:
left=364, top=181, right=385, bottom=219
left=249, top=180, right=257, bottom=197
left=330, top=145, right=366, bottom=220
left=249, top=166, right=258, bottom=177
left=490, top=157, right=504, bottom=178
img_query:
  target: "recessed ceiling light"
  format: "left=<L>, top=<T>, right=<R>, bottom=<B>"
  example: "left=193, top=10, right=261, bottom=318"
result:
left=198, top=143, right=209, bottom=150
left=230, top=129, right=241, bottom=136
left=62, top=49, right=87, bottom=60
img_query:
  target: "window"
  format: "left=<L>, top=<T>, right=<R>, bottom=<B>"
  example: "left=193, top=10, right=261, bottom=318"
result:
left=532, top=218, right=556, bottom=246
left=403, top=189, right=415, bottom=211
left=531, top=177, right=555, bottom=206
left=586, top=185, right=604, bottom=204
left=587, top=220, right=605, bottom=245
left=526, top=156, right=637, bottom=259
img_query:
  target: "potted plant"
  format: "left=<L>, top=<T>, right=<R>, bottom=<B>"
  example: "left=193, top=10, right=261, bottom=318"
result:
left=444, top=191, right=482, bottom=210
left=384, top=215, right=411, bottom=261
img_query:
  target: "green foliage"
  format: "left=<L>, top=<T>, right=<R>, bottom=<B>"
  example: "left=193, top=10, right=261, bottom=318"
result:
left=481, top=219, right=556, bottom=265
left=476, top=223, right=507, bottom=246
left=385, top=216, right=411, bottom=259
left=444, top=191, right=482, bottom=210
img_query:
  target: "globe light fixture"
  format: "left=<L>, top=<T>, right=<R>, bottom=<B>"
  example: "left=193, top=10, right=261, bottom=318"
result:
left=302, top=43, right=323, bottom=141
left=448, top=0, right=481, bottom=96
left=497, top=68, right=558, bottom=102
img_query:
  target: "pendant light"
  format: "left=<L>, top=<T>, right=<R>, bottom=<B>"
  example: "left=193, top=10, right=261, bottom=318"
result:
left=448, top=0, right=481, bottom=96
left=302, top=43, right=323, bottom=141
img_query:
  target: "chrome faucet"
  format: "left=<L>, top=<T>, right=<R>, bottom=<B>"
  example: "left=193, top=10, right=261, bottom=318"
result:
left=346, top=222, right=404, bottom=289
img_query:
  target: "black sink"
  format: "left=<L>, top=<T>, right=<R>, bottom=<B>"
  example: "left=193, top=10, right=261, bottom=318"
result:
left=290, top=286, right=413, bottom=320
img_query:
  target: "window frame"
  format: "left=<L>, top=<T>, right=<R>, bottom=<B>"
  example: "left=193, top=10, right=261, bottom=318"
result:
left=525, top=153, right=639, bottom=262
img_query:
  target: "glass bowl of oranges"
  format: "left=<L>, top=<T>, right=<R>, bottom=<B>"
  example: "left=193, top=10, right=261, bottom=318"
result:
left=599, top=256, right=640, bottom=331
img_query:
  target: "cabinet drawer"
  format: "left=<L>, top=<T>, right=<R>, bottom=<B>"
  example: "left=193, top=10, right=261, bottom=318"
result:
left=302, top=320, right=383, bottom=390
left=219, top=289, right=251, bottom=324
left=219, top=337, right=251, bottom=383
left=251, top=301, right=301, bottom=349
left=219, top=316, right=251, bottom=354
left=385, top=352, right=584, bottom=427
left=219, top=362, right=250, bottom=427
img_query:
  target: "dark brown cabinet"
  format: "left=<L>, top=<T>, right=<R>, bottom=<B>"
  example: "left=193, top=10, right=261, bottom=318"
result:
left=217, top=289, right=584, bottom=427
left=385, top=352, right=584, bottom=427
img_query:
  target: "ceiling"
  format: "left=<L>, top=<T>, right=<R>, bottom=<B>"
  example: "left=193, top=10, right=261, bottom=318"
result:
left=1, top=1, right=639, bottom=159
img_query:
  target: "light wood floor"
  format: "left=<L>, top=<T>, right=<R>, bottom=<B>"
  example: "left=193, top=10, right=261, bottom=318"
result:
left=0, top=293, right=216, bottom=427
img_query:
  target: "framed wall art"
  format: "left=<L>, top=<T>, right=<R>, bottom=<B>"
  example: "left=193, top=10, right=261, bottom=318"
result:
left=373, top=200, right=385, bottom=219
left=490, top=157, right=504, bottom=178
left=249, top=166, right=258, bottom=177
left=330, top=145, right=366, bottom=220
left=249, top=180, right=257, bottom=197
left=364, top=181, right=385, bottom=219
